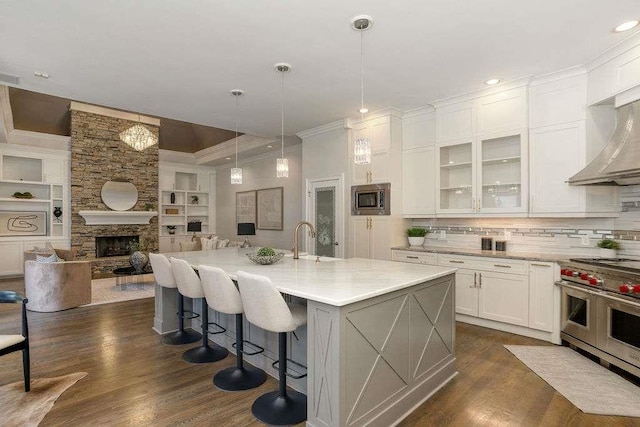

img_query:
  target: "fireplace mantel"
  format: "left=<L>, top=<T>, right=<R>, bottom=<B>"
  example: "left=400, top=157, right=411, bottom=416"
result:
left=79, top=210, right=158, bottom=225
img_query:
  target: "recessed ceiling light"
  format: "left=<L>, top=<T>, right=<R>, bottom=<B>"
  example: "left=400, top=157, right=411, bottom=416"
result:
left=614, top=20, right=639, bottom=33
left=267, top=145, right=273, bottom=149
left=485, top=78, right=501, bottom=86
left=359, top=107, right=369, bottom=113
left=225, top=157, right=231, bottom=160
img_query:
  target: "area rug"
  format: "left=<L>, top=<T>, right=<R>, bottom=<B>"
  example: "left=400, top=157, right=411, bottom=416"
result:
left=505, top=345, right=640, bottom=417
left=0, top=372, right=87, bottom=426
left=86, top=276, right=155, bottom=306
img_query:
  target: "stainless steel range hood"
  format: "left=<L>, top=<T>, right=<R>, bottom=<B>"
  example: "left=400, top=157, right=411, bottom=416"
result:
left=568, top=100, right=640, bottom=186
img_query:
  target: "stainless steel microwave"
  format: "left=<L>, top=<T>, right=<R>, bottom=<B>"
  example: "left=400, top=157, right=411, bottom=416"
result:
left=351, top=183, right=390, bottom=215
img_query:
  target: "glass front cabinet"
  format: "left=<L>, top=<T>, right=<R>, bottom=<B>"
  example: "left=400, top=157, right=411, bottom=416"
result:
left=436, top=130, right=527, bottom=215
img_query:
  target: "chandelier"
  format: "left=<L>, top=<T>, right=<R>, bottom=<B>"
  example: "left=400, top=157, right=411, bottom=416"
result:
left=119, top=116, right=158, bottom=151
left=351, top=15, right=373, bottom=165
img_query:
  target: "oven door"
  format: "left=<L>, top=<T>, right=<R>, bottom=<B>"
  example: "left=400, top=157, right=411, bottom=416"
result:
left=559, top=282, right=598, bottom=347
left=597, top=293, right=640, bottom=369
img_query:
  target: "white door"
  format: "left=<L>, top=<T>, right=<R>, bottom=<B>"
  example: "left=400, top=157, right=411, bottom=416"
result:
left=478, top=271, right=529, bottom=327
left=350, top=217, right=371, bottom=259
left=307, top=177, right=344, bottom=258
left=402, top=147, right=436, bottom=216
left=528, top=262, right=555, bottom=332
left=369, top=217, right=391, bottom=261
left=455, top=269, right=479, bottom=316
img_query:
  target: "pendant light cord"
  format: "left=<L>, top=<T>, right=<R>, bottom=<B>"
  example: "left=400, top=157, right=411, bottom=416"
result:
left=281, top=69, right=285, bottom=158
left=235, top=94, right=239, bottom=169
left=360, top=28, right=365, bottom=122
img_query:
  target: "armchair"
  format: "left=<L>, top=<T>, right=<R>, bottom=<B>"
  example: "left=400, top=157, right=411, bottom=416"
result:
left=24, top=260, right=92, bottom=312
left=0, top=291, right=30, bottom=392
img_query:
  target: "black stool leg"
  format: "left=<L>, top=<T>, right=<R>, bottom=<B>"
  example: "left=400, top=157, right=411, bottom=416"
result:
left=213, top=314, right=267, bottom=391
left=162, top=293, right=201, bottom=345
left=182, top=299, right=228, bottom=363
left=23, top=346, right=30, bottom=392
left=251, top=332, right=307, bottom=425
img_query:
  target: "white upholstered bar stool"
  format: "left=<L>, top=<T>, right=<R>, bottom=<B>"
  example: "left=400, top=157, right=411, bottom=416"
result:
left=237, top=271, right=307, bottom=426
left=199, top=265, right=267, bottom=391
left=170, top=258, right=228, bottom=363
left=149, top=253, right=201, bottom=345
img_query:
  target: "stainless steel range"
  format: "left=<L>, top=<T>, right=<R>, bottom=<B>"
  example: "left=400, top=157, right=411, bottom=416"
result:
left=557, top=258, right=640, bottom=378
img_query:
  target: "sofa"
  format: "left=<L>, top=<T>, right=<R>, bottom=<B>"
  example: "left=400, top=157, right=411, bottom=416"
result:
left=23, top=250, right=92, bottom=312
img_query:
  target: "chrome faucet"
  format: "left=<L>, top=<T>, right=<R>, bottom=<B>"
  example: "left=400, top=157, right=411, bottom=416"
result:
left=293, top=221, right=316, bottom=259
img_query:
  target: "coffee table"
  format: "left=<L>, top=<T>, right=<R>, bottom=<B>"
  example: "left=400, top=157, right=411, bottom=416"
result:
left=113, top=266, right=154, bottom=290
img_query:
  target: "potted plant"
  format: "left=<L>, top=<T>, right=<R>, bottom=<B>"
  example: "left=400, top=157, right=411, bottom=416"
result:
left=407, top=227, right=428, bottom=247
left=597, top=238, right=621, bottom=259
left=191, top=195, right=199, bottom=205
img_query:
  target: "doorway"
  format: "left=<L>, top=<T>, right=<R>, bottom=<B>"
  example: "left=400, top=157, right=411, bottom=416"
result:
left=306, top=176, right=344, bottom=258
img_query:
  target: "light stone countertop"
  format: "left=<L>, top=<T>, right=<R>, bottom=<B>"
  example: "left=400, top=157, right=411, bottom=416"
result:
left=391, top=246, right=574, bottom=263
left=165, top=247, right=457, bottom=307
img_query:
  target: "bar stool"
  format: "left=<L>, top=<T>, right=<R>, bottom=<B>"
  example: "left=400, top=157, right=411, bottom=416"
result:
left=148, top=253, right=201, bottom=345
left=170, top=258, right=228, bottom=363
left=237, top=271, right=307, bottom=426
left=199, top=265, right=267, bottom=391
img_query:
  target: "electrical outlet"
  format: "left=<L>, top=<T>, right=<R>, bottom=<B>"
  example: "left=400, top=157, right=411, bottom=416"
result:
left=440, top=230, right=446, bottom=240
left=581, top=236, right=590, bottom=246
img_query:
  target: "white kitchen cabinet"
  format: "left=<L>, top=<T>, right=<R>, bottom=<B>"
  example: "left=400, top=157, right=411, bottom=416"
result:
left=436, top=101, right=475, bottom=142
left=436, top=130, right=527, bottom=216
left=478, top=270, right=529, bottom=327
left=588, top=61, right=615, bottom=106
left=613, top=44, right=640, bottom=94
left=350, top=216, right=391, bottom=260
left=438, top=254, right=530, bottom=328
left=351, top=116, right=393, bottom=185
left=402, top=147, right=436, bottom=217
left=530, top=74, right=587, bottom=128
left=528, top=262, right=555, bottom=332
left=476, top=87, right=528, bottom=135
left=402, top=109, right=436, bottom=150
left=454, top=268, right=479, bottom=317
left=529, top=121, right=618, bottom=217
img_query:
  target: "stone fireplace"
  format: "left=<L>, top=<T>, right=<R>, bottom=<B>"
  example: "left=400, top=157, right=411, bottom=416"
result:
left=95, top=235, right=139, bottom=258
left=70, top=106, right=159, bottom=277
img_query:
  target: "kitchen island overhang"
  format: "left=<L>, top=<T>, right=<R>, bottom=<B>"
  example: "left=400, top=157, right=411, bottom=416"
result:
left=154, top=248, right=457, bottom=427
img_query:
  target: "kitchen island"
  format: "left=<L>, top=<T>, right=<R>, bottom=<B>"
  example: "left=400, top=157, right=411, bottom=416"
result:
left=154, top=248, right=457, bottom=427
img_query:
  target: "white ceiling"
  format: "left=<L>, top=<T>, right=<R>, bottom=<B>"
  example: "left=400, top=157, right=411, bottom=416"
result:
left=1, top=1, right=638, bottom=139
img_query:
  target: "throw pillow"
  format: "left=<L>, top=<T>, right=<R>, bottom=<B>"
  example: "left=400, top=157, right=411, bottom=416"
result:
left=227, top=240, right=242, bottom=248
left=179, top=241, right=198, bottom=252
left=201, top=236, right=218, bottom=251
left=216, top=239, right=229, bottom=249
left=36, top=253, right=61, bottom=263
left=54, top=248, right=76, bottom=261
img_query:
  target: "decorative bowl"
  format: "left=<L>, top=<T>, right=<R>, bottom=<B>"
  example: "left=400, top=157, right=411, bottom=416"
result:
left=246, top=252, right=285, bottom=265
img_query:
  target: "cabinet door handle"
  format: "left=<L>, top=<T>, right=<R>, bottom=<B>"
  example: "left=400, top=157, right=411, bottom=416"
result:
left=369, top=217, right=373, bottom=229
left=478, top=198, right=481, bottom=211
left=471, top=272, right=477, bottom=288
left=494, top=264, right=512, bottom=268
left=472, top=198, right=475, bottom=211
left=449, top=260, right=465, bottom=264
left=407, top=256, right=419, bottom=259
left=531, top=263, right=551, bottom=268
left=479, top=272, right=482, bottom=288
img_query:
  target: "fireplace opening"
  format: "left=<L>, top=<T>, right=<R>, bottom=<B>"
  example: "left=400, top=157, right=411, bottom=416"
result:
left=96, top=235, right=139, bottom=258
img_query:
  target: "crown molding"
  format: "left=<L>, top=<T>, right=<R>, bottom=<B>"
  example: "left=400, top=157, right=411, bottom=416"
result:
left=586, top=30, right=640, bottom=71
left=529, top=65, right=587, bottom=87
left=69, top=101, right=161, bottom=126
left=401, top=105, right=435, bottom=120
left=296, top=118, right=352, bottom=139
left=430, top=76, right=532, bottom=109
left=159, top=149, right=197, bottom=165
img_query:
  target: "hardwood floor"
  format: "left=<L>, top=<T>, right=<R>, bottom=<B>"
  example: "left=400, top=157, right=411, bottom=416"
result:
left=0, top=277, right=637, bottom=426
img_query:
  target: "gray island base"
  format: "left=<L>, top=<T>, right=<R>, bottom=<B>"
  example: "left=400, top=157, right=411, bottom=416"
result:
left=154, top=248, right=457, bottom=427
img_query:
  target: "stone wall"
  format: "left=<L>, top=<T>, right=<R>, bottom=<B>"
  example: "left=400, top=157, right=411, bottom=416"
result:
left=70, top=109, right=159, bottom=276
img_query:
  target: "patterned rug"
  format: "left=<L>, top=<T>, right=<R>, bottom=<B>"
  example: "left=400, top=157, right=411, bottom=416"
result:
left=505, top=345, right=640, bottom=417
left=86, top=275, right=156, bottom=306
left=0, top=372, right=87, bottom=426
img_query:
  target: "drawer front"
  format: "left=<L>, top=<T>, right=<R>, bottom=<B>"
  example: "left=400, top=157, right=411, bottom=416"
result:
left=392, top=250, right=437, bottom=265
left=438, top=253, right=529, bottom=274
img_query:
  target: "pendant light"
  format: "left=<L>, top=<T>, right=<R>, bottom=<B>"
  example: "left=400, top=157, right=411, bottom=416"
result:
left=351, top=15, right=374, bottom=165
left=230, top=89, right=244, bottom=185
left=119, top=114, right=158, bottom=151
left=275, top=62, right=291, bottom=178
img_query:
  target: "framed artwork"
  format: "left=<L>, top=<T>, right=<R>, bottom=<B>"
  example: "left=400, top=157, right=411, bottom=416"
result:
left=257, top=187, right=283, bottom=230
left=236, top=191, right=256, bottom=226
left=0, top=211, right=47, bottom=236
